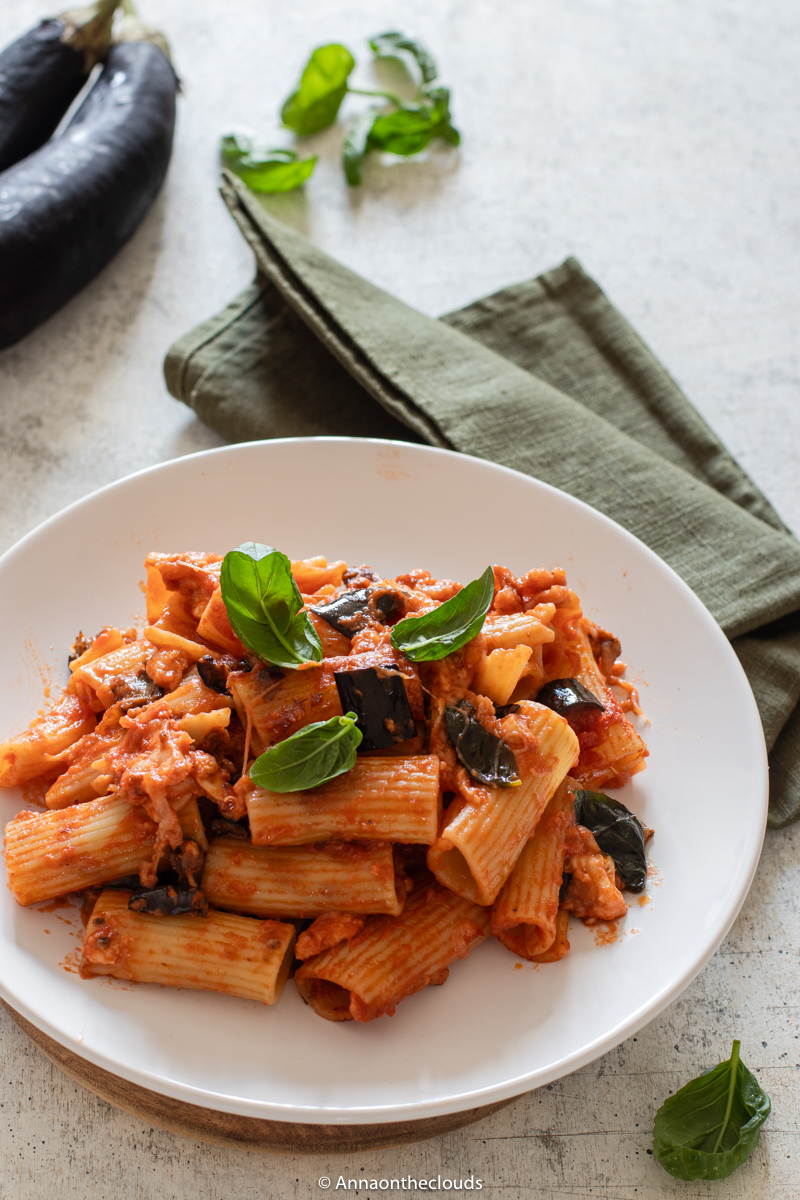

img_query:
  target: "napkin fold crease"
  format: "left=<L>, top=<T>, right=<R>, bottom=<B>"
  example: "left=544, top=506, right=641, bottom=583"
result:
left=165, top=171, right=800, bottom=827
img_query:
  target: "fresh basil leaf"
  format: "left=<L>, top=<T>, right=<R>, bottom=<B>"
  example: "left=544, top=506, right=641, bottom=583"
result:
left=367, top=88, right=459, bottom=157
left=342, top=107, right=380, bottom=185
left=390, top=566, right=494, bottom=661
left=574, top=789, right=647, bottom=892
left=421, top=85, right=460, bottom=144
left=445, top=699, right=520, bottom=788
left=221, top=134, right=316, bottom=194
left=653, top=1041, right=771, bottom=1181
left=369, top=30, right=438, bottom=84
left=220, top=542, right=323, bottom=669
left=249, top=712, right=362, bottom=792
left=281, top=43, right=356, bottom=137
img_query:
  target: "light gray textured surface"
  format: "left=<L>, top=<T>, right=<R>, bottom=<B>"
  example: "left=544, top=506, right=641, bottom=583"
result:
left=0, top=0, right=798, bottom=1196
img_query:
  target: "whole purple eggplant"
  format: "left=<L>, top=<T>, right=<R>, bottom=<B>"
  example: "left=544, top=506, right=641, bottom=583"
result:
left=0, top=4, right=177, bottom=350
left=0, top=0, right=120, bottom=173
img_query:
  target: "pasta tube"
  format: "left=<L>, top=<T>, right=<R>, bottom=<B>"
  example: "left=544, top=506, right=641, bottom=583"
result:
left=44, top=708, right=124, bottom=809
left=295, top=878, right=490, bottom=1022
left=428, top=702, right=579, bottom=906
left=69, top=641, right=151, bottom=711
left=201, top=837, right=407, bottom=917
left=4, top=794, right=206, bottom=906
left=243, top=755, right=440, bottom=846
left=491, top=777, right=575, bottom=958
left=81, top=889, right=295, bottom=1005
left=0, top=694, right=96, bottom=787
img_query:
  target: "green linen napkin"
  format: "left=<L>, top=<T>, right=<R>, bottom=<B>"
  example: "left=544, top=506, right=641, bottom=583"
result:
left=165, top=171, right=800, bottom=828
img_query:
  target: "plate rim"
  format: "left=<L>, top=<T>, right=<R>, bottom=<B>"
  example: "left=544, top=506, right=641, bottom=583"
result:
left=0, top=436, right=769, bottom=1124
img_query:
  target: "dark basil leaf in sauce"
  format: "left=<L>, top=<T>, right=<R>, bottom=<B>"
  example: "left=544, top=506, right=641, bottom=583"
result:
left=494, top=702, right=520, bottom=719
left=445, top=699, right=520, bottom=788
left=334, top=665, right=416, bottom=750
left=653, top=1040, right=771, bottom=1181
left=573, top=789, right=647, bottom=892
left=128, top=886, right=208, bottom=917
left=249, top=712, right=362, bottom=792
left=536, top=678, right=605, bottom=718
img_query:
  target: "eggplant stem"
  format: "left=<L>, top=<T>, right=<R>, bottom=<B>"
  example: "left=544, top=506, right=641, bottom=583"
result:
left=61, top=0, right=122, bottom=71
left=114, top=0, right=173, bottom=63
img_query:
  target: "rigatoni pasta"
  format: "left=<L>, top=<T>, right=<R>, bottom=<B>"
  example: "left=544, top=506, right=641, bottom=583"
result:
left=81, top=889, right=295, bottom=1004
left=201, top=837, right=407, bottom=917
left=491, top=778, right=576, bottom=959
left=427, top=702, right=579, bottom=905
left=0, top=548, right=650, bottom=1023
left=295, top=878, right=490, bottom=1022
left=243, top=755, right=440, bottom=846
left=5, top=794, right=207, bottom=906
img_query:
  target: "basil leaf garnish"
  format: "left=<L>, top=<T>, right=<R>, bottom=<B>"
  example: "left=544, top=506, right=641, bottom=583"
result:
left=390, top=566, right=494, bottom=661
left=249, top=712, right=362, bottom=792
left=445, top=699, right=520, bottom=788
left=573, top=789, right=647, bottom=892
left=653, top=1040, right=771, bottom=1181
left=281, top=44, right=356, bottom=137
left=221, top=134, right=316, bottom=194
left=220, top=542, right=323, bottom=670
left=368, top=31, right=438, bottom=85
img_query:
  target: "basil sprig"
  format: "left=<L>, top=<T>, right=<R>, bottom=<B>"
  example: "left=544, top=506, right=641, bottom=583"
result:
left=653, top=1040, right=771, bottom=1181
left=249, top=713, right=362, bottom=792
left=281, top=44, right=356, bottom=137
left=369, top=31, right=438, bottom=85
left=390, top=566, right=494, bottom=662
left=345, top=87, right=459, bottom=186
left=221, top=134, right=317, bottom=194
left=220, top=542, right=322, bottom=670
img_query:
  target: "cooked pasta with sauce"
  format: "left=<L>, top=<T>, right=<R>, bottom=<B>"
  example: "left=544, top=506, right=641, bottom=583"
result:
left=1, top=549, right=650, bottom=1022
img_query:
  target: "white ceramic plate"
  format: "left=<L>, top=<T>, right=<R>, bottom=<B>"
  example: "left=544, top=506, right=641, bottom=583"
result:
left=0, top=438, right=767, bottom=1124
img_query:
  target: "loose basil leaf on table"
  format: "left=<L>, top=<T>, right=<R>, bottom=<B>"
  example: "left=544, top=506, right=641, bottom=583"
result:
left=369, top=30, right=438, bottom=84
left=445, top=699, right=520, bottom=788
left=573, top=789, right=648, bottom=892
left=368, top=88, right=460, bottom=156
left=221, top=134, right=316, bottom=194
left=653, top=1040, right=771, bottom=1181
left=220, top=542, right=323, bottom=670
left=249, top=712, right=363, bottom=792
left=390, top=565, right=494, bottom=661
left=342, top=107, right=380, bottom=186
left=281, top=43, right=356, bottom=137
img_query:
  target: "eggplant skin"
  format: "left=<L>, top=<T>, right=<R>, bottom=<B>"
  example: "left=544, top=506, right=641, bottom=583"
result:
left=0, top=40, right=177, bottom=350
left=0, top=19, right=88, bottom=174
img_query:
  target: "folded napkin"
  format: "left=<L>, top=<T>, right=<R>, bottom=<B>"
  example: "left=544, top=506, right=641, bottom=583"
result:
left=165, top=171, right=800, bottom=827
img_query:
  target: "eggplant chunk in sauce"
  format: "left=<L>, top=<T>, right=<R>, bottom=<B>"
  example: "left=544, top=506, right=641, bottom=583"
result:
left=334, top=665, right=416, bottom=750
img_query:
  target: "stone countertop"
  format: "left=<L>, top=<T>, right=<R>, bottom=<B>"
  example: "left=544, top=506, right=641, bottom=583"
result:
left=1, top=0, right=798, bottom=1196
